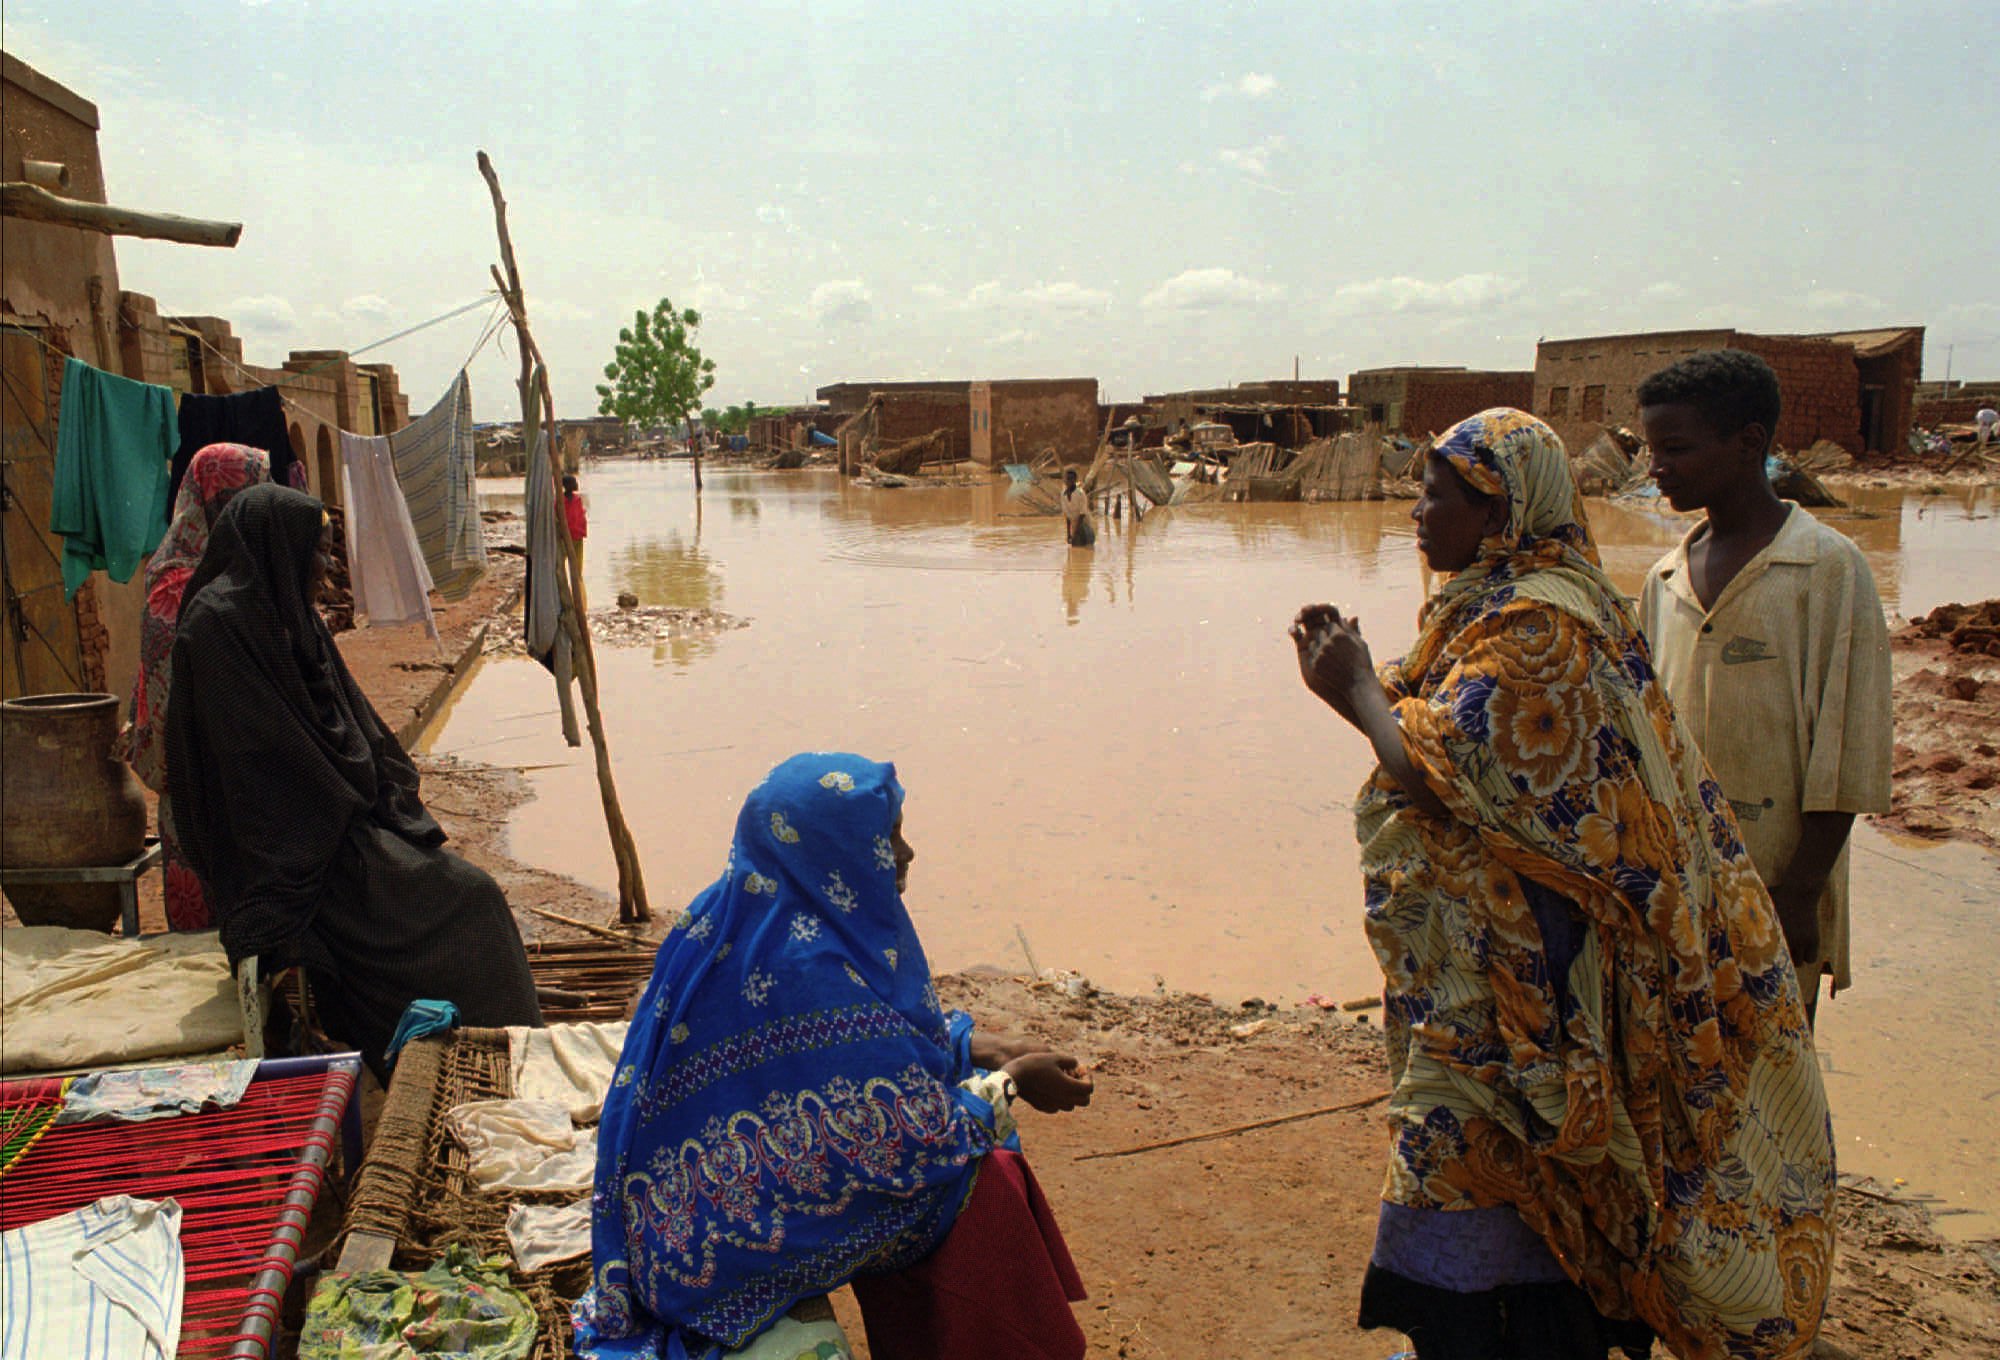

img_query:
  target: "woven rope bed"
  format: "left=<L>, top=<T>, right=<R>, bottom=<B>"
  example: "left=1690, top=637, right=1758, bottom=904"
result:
left=337, top=1028, right=586, bottom=1359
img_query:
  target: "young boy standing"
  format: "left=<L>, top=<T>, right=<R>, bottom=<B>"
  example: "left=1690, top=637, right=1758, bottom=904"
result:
left=1636, top=349, right=1893, bottom=1027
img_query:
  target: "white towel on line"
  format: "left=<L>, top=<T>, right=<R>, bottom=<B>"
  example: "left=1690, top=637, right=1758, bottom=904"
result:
left=339, top=430, right=437, bottom=636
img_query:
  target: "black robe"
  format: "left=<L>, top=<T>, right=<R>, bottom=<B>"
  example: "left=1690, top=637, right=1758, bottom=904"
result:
left=164, top=483, right=538, bottom=1074
left=172, top=388, right=297, bottom=506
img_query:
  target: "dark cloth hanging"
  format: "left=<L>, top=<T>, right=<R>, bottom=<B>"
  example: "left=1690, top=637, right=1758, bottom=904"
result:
left=171, top=387, right=297, bottom=506
left=163, top=484, right=539, bottom=1075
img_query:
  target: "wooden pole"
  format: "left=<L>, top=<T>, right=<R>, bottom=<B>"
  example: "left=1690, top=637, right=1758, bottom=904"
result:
left=0, top=182, right=242, bottom=246
left=478, top=150, right=651, bottom=923
left=1075, top=1090, right=1388, bottom=1161
left=523, top=902, right=653, bottom=949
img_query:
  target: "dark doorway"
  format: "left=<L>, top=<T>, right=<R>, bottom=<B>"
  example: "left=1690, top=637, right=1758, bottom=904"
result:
left=1859, top=385, right=1884, bottom=454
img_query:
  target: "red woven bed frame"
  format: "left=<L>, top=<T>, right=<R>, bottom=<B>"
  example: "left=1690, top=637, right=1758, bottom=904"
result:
left=0, top=1055, right=359, bottom=1358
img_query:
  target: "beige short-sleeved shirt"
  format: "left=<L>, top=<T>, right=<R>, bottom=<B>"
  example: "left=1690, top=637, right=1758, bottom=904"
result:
left=1638, top=504, right=1892, bottom=993
left=1062, top=487, right=1090, bottom=528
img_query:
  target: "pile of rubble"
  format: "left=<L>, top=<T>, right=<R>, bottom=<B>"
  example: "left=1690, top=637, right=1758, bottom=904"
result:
left=483, top=599, right=747, bottom=655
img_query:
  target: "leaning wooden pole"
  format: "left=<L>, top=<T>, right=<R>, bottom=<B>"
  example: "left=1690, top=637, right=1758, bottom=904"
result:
left=478, top=150, right=651, bottom=923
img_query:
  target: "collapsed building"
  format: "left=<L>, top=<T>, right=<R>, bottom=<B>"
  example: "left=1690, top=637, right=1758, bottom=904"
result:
left=1140, top=378, right=1355, bottom=449
left=816, top=377, right=1100, bottom=471
left=1533, top=326, right=1924, bottom=455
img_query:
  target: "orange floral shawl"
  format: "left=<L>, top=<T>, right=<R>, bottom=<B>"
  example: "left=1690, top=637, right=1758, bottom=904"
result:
left=1357, top=409, right=1834, bottom=1358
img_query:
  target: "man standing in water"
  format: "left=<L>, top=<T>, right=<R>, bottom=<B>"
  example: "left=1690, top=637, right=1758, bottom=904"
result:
left=1637, top=349, right=1893, bottom=1027
left=1061, top=468, right=1094, bottom=547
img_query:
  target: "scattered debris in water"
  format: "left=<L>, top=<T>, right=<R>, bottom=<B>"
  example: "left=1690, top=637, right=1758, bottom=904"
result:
left=484, top=604, right=747, bottom=655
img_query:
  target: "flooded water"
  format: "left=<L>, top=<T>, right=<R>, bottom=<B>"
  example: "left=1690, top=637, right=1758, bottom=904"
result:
left=433, top=462, right=2000, bottom=1233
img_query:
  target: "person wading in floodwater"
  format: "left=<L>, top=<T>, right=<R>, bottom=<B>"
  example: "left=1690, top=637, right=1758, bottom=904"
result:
left=1061, top=468, right=1094, bottom=548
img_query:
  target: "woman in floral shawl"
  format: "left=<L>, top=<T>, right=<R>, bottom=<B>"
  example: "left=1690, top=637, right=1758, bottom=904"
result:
left=576, top=753, right=1093, bottom=1360
left=1292, top=409, right=1834, bottom=1359
left=120, top=442, right=270, bottom=929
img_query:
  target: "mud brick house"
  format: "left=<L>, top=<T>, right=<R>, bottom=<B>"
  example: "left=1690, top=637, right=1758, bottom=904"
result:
left=1345, top=366, right=1534, bottom=438
left=1143, top=378, right=1344, bottom=431
left=968, top=378, right=1098, bottom=466
left=817, top=380, right=973, bottom=464
left=2, top=52, right=411, bottom=707
left=1534, top=326, right=1923, bottom=455
left=817, top=377, right=1103, bottom=468
left=1914, top=380, right=2000, bottom=428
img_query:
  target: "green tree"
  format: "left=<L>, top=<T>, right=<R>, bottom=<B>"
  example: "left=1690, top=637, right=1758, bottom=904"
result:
left=596, top=298, right=717, bottom=489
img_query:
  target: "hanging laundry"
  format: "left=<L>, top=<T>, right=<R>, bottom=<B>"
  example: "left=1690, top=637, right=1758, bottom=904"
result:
left=171, top=386, right=295, bottom=503
left=388, top=373, right=485, bottom=599
left=340, top=430, right=437, bottom=636
left=523, top=429, right=579, bottom=744
left=0, top=1195, right=186, bottom=1360
left=50, top=357, right=177, bottom=599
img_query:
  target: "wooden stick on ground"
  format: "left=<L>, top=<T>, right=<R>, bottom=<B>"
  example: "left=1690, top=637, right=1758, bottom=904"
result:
left=523, top=903, right=654, bottom=949
left=478, top=149, right=651, bottom=922
left=1075, top=1090, right=1389, bottom=1162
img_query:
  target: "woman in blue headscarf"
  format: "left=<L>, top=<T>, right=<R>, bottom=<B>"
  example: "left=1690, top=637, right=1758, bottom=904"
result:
left=576, top=754, right=1094, bottom=1360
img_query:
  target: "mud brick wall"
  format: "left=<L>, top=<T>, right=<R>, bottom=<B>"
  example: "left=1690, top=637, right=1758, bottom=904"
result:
left=1534, top=330, right=1735, bottom=452
left=1733, top=335, right=1862, bottom=452
left=988, top=379, right=1099, bottom=465
left=1915, top=395, right=1996, bottom=426
left=876, top=388, right=971, bottom=463
left=1401, top=371, right=1535, bottom=440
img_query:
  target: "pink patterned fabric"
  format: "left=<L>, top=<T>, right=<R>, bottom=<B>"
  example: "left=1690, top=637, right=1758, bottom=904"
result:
left=121, top=443, right=270, bottom=930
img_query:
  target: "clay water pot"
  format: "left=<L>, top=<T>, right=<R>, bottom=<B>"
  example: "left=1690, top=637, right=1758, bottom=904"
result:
left=1, top=693, right=148, bottom=931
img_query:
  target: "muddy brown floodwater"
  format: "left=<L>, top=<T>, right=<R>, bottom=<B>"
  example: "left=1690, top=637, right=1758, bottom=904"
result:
left=432, top=463, right=2000, bottom=1239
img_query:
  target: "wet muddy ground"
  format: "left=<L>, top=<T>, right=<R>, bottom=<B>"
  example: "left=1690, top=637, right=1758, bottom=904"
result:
left=386, top=756, right=2000, bottom=1360
left=427, top=462, right=2000, bottom=1244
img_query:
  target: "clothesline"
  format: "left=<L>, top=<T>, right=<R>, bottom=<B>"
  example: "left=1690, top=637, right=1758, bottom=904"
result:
left=180, top=299, right=506, bottom=439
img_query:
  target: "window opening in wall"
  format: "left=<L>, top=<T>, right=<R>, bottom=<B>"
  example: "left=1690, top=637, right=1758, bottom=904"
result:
left=166, top=328, right=205, bottom=395
left=1579, top=385, right=1606, bottom=422
left=1546, top=387, right=1569, bottom=419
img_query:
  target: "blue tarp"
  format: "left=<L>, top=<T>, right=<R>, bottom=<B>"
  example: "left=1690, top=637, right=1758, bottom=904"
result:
left=809, top=428, right=837, bottom=447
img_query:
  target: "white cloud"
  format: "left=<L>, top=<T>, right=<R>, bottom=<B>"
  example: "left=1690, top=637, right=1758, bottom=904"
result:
left=810, top=279, right=874, bottom=325
left=927, top=280, right=1111, bottom=312
left=1218, top=135, right=1286, bottom=179
left=339, top=293, right=396, bottom=322
left=1330, top=273, right=1521, bottom=315
left=1201, top=72, right=1280, bottom=102
left=227, top=295, right=299, bottom=333
left=1016, top=281, right=1112, bottom=310
left=1804, top=288, right=1883, bottom=312
left=1140, top=268, right=1280, bottom=312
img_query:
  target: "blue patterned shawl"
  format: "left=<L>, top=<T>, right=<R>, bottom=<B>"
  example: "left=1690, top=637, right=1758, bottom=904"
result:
left=574, top=754, right=998, bottom=1359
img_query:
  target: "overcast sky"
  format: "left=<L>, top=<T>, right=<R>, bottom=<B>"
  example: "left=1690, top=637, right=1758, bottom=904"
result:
left=8, top=2, right=1992, bottom=420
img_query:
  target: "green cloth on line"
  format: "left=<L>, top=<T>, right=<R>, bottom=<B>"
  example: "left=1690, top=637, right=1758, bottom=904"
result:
left=299, top=1244, right=537, bottom=1359
left=51, top=357, right=178, bottom=599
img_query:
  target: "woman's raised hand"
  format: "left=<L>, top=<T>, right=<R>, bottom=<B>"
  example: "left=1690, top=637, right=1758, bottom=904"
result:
left=1291, top=604, right=1377, bottom=725
left=1003, top=1052, right=1095, bottom=1113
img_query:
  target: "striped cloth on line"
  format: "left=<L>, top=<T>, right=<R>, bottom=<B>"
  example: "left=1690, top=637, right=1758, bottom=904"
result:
left=0, top=1195, right=185, bottom=1360
left=388, top=372, right=485, bottom=600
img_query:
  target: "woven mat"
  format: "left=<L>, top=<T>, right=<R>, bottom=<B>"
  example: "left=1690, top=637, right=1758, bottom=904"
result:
left=339, top=1028, right=589, bottom=1359
left=526, top=939, right=654, bottom=1023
